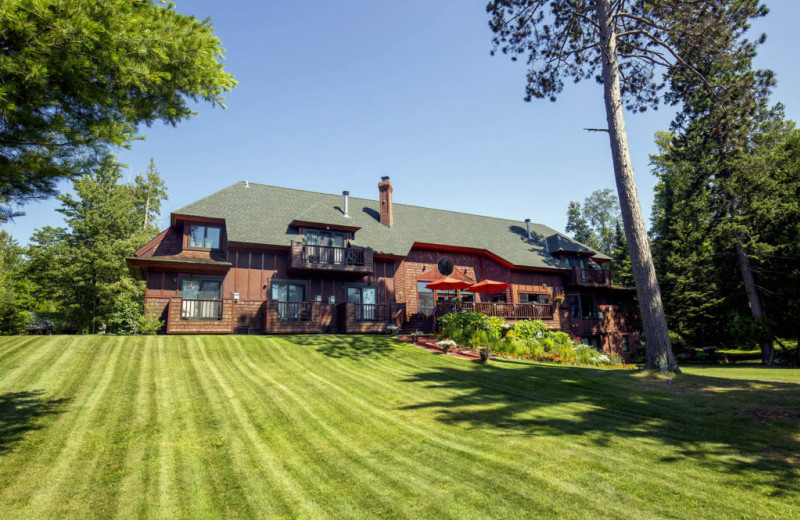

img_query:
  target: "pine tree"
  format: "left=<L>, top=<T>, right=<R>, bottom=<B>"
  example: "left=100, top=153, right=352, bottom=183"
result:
left=0, top=0, right=235, bottom=215
left=487, top=0, right=770, bottom=371
left=26, top=157, right=168, bottom=333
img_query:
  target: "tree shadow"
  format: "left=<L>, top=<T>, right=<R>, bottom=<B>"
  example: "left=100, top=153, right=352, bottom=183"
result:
left=286, top=334, right=400, bottom=360
left=401, top=360, right=800, bottom=496
left=0, top=390, right=70, bottom=453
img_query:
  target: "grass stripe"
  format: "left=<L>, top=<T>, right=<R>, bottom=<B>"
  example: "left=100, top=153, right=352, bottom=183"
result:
left=0, top=335, right=797, bottom=519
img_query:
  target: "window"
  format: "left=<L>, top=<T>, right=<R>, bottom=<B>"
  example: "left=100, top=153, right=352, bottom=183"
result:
left=271, top=282, right=306, bottom=302
left=437, top=257, right=454, bottom=276
left=347, top=286, right=378, bottom=320
left=567, top=294, right=602, bottom=319
left=580, top=335, right=602, bottom=349
left=305, top=229, right=346, bottom=264
left=417, top=281, right=434, bottom=317
left=519, top=293, right=549, bottom=304
left=180, top=278, right=222, bottom=320
left=270, top=282, right=309, bottom=322
left=189, top=225, right=221, bottom=249
left=565, top=255, right=587, bottom=269
left=181, top=279, right=221, bottom=300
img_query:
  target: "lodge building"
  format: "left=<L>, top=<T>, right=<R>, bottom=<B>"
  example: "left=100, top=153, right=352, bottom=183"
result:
left=127, top=178, right=640, bottom=359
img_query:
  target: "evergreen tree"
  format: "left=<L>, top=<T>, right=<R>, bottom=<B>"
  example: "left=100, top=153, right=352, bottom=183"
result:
left=26, top=158, right=168, bottom=333
left=610, top=222, right=634, bottom=288
left=565, top=201, right=596, bottom=248
left=133, top=159, right=168, bottom=232
left=487, top=0, right=770, bottom=371
left=0, top=231, right=31, bottom=334
left=649, top=3, right=800, bottom=363
left=566, top=189, right=621, bottom=255
left=0, top=0, right=235, bottom=216
left=651, top=133, right=727, bottom=345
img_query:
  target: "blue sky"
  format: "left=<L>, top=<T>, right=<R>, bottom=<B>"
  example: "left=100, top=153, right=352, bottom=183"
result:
left=7, top=1, right=800, bottom=244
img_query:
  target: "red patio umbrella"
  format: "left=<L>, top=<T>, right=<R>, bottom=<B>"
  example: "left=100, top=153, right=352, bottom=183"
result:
left=464, top=280, right=510, bottom=294
left=426, top=276, right=473, bottom=291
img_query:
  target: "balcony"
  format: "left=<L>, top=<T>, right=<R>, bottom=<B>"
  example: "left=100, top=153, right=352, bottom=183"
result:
left=569, top=267, right=612, bottom=287
left=288, top=241, right=373, bottom=275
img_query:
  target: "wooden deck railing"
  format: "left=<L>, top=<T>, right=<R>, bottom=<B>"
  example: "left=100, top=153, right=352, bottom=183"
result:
left=570, top=267, right=612, bottom=286
left=352, top=303, right=398, bottom=322
left=302, top=244, right=365, bottom=266
left=436, top=301, right=554, bottom=320
left=275, top=301, right=314, bottom=322
left=181, top=299, right=223, bottom=320
left=289, top=241, right=373, bottom=274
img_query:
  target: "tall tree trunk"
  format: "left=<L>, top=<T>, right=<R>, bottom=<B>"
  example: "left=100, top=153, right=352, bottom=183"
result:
left=734, top=241, right=773, bottom=364
left=593, top=0, right=678, bottom=373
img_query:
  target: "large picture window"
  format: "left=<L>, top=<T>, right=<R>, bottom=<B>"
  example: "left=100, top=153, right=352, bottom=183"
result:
left=180, top=278, right=222, bottom=320
left=189, top=225, right=221, bottom=249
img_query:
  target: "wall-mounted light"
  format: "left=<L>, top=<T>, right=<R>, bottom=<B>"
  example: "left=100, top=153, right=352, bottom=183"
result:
left=233, top=292, right=240, bottom=302
left=542, top=283, right=548, bottom=288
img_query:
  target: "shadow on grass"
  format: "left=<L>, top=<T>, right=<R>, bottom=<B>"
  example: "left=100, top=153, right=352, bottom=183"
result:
left=0, top=390, right=70, bottom=453
left=401, top=359, right=800, bottom=496
left=285, top=334, right=400, bottom=360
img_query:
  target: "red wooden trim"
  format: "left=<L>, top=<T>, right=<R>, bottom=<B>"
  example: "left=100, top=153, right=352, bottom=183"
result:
left=134, top=228, right=170, bottom=257
left=373, top=253, right=405, bottom=261
left=171, top=214, right=226, bottom=226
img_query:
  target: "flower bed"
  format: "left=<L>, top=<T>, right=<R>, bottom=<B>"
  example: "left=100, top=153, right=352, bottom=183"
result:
left=437, top=310, right=634, bottom=369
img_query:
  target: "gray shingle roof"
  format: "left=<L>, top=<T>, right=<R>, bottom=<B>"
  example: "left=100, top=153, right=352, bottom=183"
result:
left=175, top=182, right=610, bottom=270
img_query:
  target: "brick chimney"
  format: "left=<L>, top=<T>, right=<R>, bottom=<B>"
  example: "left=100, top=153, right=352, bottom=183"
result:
left=378, top=176, right=393, bottom=227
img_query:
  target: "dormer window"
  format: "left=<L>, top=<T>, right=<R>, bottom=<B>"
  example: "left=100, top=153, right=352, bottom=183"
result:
left=565, top=255, right=587, bottom=269
left=189, top=225, right=221, bottom=249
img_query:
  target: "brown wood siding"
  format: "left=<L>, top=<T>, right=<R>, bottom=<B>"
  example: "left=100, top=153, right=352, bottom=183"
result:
left=139, top=233, right=638, bottom=348
left=339, top=302, right=406, bottom=333
left=265, top=301, right=322, bottom=333
left=233, top=300, right=266, bottom=334
left=166, top=297, right=234, bottom=334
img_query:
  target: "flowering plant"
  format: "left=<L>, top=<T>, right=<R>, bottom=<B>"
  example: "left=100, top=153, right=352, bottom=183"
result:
left=553, top=293, right=566, bottom=305
left=436, top=339, right=457, bottom=353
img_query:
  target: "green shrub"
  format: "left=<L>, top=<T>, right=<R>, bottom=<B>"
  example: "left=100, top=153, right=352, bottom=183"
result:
left=469, top=329, right=489, bottom=348
left=137, top=304, right=164, bottom=335
left=438, top=311, right=488, bottom=345
left=573, top=344, right=596, bottom=364
left=486, top=316, right=504, bottom=345
left=107, top=295, right=141, bottom=335
left=513, top=320, right=549, bottom=342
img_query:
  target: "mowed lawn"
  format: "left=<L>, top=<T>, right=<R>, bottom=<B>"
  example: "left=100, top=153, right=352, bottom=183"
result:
left=0, top=336, right=798, bottom=519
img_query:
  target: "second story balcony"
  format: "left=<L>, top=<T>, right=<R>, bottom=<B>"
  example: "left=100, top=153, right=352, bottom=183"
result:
left=569, top=267, right=612, bottom=287
left=288, top=241, right=373, bottom=275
